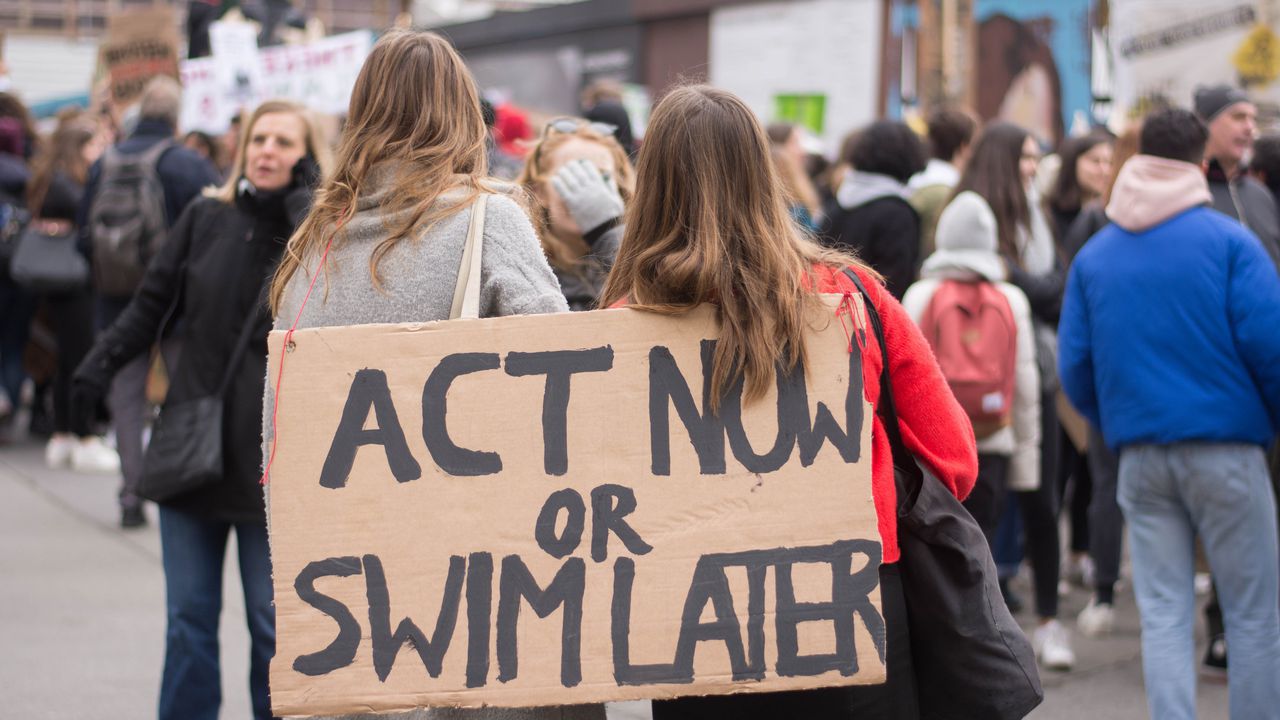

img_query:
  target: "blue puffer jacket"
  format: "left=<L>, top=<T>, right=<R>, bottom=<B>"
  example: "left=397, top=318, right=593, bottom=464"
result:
left=1059, top=154, right=1280, bottom=451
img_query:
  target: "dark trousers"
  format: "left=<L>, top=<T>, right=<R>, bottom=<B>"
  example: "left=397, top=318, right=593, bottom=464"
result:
left=44, top=289, right=95, bottom=436
left=965, top=453, right=1011, bottom=552
left=1016, top=391, right=1062, bottom=619
left=1059, top=428, right=1092, bottom=555
left=652, top=564, right=918, bottom=720
left=0, top=274, right=35, bottom=409
left=1086, top=426, right=1124, bottom=602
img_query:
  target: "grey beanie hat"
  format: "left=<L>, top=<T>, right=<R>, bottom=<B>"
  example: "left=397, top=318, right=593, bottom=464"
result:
left=935, top=191, right=998, bottom=252
left=1194, top=84, right=1250, bottom=121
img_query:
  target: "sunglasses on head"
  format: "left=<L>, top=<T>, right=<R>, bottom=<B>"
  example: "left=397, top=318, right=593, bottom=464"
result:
left=544, top=117, right=618, bottom=137
left=530, top=117, right=620, bottom=175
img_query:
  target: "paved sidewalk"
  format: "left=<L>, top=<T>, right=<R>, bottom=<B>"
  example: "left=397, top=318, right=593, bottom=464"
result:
left=1, top=440, right=1228, bottom=719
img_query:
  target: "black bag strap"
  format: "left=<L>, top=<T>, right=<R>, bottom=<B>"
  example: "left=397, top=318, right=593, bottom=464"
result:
left=217, top=289, right=266, bottom=397
left=841, top=267, right=924, bottom=511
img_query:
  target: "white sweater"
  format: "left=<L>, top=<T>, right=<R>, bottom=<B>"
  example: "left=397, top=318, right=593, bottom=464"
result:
left=902, top=275, right=1041, bottom=491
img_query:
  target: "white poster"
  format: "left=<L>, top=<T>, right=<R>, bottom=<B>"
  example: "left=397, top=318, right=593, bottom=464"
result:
left=709, top=0, right=882, bottom=153
left=1109, top=1, right=1280, bottom=123
left=180, top=30, right=374, bottom=134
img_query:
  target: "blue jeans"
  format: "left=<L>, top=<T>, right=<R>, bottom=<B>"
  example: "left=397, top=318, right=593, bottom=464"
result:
left=158, top=507, right=276, bottom=720
left=1118, top=443, right=1280, bottom=720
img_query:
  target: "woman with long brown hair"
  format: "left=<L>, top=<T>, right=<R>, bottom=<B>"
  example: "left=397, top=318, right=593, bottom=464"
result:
left=266, top=28, right=595, bottom=720
left=601, top=85, right=978, bottom=720
left=953, top=122, right=1074, bottom=670
left=518, top=117, right=635, bottom=310
left=27, top=115, right=118, bottom=473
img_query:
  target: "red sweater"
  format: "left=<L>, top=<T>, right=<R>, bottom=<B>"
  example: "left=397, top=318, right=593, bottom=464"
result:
left=813, top=265, right=977, bottom=562
left=613, top=265, right=978, bottom=562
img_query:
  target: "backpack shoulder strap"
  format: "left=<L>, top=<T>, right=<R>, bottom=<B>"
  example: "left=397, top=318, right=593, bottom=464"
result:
left=139, top=137, right=177, bottom=168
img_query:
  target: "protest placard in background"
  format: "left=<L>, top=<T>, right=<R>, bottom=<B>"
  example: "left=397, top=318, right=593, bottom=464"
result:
left=99, top=6, right=180, bottom=107
left=1109, top=1, right=1280, bottom=121
left=180, top=29, right=373, bottom=133
left=266, top=300, right=885, bottom=715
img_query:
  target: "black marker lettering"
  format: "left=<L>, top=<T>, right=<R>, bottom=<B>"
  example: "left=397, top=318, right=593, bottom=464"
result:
left=422, top=353, right=502, bottom=476
left=292, top=556, right=363, bottom=676
left=505, top=347, right=614, bottom=475
left=319, top=369, right=420, bottom=489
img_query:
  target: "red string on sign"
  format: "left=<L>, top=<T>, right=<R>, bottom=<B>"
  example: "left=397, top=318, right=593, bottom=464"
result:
left=260, top=225, right=341, bottom=486
left=835, top=289, right=866, bottom=355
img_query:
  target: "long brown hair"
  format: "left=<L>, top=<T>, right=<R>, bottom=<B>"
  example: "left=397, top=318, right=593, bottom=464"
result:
left=766, top=123, right=821, bottom=217
left=205, top=99, right=333, bottom=204
left=953, top=122, right=1031, bottom=259
left=27, top=117, right=97, bottom=217
left=269, top=29, right=489, bottom=313
left=517, top=120, right=636, bottom=272
left=599, top=85, right=867, bottom=411
left=1047, top=131, right=1113, bottom=215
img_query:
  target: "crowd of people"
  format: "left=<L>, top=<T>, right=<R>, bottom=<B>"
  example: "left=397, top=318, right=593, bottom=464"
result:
left=0, top=25, right=1277, bottom=720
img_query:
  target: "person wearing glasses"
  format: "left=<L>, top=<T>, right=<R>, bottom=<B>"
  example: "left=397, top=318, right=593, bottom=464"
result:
left=518, top=117, right=635, bottom=310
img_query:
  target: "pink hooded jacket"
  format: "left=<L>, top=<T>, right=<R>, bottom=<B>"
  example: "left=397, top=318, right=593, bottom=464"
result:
left=1105, top=154, right=1213, bottom=233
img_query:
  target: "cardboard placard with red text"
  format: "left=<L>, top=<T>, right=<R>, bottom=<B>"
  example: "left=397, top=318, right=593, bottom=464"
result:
left=267, top=300, right=884, bottom=715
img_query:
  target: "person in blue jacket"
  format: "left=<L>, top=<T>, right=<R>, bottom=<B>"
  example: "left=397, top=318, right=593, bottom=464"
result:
left=1058, top=107, right=1280, bottom=720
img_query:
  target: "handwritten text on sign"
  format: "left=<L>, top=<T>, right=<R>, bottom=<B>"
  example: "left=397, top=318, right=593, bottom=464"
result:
left=267, top=301, right=884, bottom=715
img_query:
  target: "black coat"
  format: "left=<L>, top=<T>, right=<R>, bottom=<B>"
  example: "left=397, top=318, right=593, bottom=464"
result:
left=820, top=195, right=920, bottom=300
left=77, top=186, right=308, bottom=522
left=1207, top=159, right=1280, bottom=269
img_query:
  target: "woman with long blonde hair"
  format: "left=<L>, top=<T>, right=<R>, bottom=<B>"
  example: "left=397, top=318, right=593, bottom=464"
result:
left=601, top=85, right=978, bottom=719
left=518, top=117, right=635, bottom=310
left=265, top=28, right=591, bottom=720
left=72, top=98, right=330, bottom=720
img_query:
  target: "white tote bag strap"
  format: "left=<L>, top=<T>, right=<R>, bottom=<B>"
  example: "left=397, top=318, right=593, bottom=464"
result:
left=450, top=193, right=488, bottom=320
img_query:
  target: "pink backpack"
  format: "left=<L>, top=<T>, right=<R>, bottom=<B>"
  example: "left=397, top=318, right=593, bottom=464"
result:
left=919, top=280, right=1018, bottom=438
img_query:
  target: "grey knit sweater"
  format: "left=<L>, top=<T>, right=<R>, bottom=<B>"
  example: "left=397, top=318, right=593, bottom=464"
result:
left=266, top=169, right=599, bottom=720
left=275, top=176, right=569, bottom=329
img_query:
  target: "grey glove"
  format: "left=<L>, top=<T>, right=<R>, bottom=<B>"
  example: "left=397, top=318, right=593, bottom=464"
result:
left=551, top=158, right=624, bottom=235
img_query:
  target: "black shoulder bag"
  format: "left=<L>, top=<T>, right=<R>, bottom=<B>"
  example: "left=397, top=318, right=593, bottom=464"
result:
left=139, top=295, right=262, bottom=503
left=844, top=267, right=1043, bottom=720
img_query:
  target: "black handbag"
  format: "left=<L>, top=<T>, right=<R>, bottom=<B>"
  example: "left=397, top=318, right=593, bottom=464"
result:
left=9, top=222, right=89, bottom=293
left=844, top=268, right=1043, bottom=720
left=139, top=296, right=262, bottom=503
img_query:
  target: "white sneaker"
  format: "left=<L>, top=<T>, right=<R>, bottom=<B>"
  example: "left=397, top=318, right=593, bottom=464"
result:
left=71, top=436, right=121, bottom=475
left=45, top=434, right=76, bottom=468
left=1077, top=599, right=1115, bottom=637
left=1033, top=619, right=1076, bottom=671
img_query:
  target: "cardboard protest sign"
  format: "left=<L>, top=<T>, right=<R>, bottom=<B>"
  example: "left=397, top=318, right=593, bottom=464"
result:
left=267, top=299, right=884, bottom=715
left=99, top=6, right=180, bottom=107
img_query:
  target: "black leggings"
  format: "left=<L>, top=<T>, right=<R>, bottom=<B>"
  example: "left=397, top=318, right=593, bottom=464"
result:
left=44, top=289, right=95, bottom=436
left=1017, top=391, right=1062, bottom=619
left=1058, top=428, right=1091, bottom=554
left=652, top=564, right=918, bottom=720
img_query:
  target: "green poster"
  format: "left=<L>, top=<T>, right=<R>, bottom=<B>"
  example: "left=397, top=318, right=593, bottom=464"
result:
left=774, top=94, right=827, bottom=134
